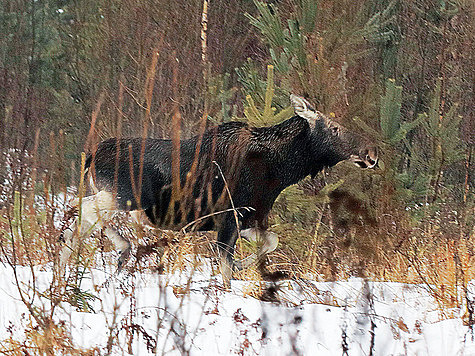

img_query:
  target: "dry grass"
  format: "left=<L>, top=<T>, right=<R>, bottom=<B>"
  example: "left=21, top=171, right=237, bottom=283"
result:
left=1, top=191, right=474, bottom=354
left=0, top=319, right=99, bottom=355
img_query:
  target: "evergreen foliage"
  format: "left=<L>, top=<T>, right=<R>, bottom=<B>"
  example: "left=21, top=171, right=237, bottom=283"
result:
left=239, top=65, right=293, bottom=127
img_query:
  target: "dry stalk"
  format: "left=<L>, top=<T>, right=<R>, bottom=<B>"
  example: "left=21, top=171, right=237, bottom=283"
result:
left=138, top=45, right=162, bottom=207
left=168, top=50, right=182, bottom=226
left=113, top=76, right=125, bottom=201
left=85, top=91, right=105, bottom=154
left=127, top=144, right=140, bottom=207
left=26, top=128, right=40, bottom=211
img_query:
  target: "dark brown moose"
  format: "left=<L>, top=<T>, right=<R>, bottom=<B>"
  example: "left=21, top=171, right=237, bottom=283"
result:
left=59, top=94, right=378, bottom=283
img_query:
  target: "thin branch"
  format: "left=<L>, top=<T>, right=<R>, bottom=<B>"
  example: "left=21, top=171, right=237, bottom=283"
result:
left=212, top=161, right=242, bottom=241
left=181, top=206, right=254, bottom=234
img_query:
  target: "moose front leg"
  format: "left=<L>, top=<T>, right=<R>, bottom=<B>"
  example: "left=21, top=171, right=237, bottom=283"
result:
left=238, top=228, right=279, bottom=269
left=216, top=214, right=240, bottom=287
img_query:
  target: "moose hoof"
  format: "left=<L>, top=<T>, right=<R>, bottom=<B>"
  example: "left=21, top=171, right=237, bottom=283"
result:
left=232, top=259, right=244, bottom=271
left=116, top=247, right=131, bottom=273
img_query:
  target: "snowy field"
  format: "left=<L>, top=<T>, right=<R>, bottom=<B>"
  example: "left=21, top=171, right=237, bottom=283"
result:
left=1, top=257, right=475, bottom=355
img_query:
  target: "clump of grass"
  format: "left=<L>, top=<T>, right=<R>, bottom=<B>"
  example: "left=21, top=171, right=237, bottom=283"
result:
left=0, top=320, right=99, bottom=356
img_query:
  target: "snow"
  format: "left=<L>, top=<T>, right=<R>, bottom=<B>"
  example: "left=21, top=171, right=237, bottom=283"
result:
left=1, top=257, right=475, bottom=355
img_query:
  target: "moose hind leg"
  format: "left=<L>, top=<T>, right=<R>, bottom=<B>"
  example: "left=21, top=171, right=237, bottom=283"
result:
left=58, top=191, right=119, bottom=272
left=58, top=219, right=79, bottom=273
left=102, top=226, right=131, bottom=272
left=87, top=191, right=131, bottom=271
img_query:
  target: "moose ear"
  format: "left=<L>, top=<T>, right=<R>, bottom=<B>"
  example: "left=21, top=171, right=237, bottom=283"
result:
left=290, top=94, right=318, bottom=127
left=290, top=94, right=312, bottom=113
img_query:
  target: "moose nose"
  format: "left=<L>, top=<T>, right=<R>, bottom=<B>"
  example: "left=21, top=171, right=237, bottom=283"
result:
left=363, top=147, right=378, bottom=169
left=350, top=147, right=379, bottom=169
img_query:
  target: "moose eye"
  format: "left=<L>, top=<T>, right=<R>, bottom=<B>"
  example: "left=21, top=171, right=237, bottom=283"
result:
left=331, top=126, right=340, bottom=136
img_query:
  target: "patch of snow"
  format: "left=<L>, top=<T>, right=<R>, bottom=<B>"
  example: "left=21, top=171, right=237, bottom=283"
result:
left=0, top=258, right=474, bottom=355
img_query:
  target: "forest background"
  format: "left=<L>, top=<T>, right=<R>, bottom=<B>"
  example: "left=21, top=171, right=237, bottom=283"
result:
left=0, top=0, right=473, bottom=318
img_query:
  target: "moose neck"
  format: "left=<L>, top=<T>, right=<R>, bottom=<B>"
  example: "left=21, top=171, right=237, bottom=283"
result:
left=253, top=116, right=322, bottom=188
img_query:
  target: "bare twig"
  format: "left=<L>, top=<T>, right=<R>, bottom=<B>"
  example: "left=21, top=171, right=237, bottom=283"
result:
left=212, top=161, right=241, bottom=239
left=181, top=206, right=254, bottom=234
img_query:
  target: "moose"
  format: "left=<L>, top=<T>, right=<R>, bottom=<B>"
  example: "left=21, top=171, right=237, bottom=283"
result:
left=59, top=94, right=378, bottom=283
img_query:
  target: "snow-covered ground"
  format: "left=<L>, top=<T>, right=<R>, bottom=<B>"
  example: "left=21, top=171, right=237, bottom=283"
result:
left=1, top=257, right=474, bottom=355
